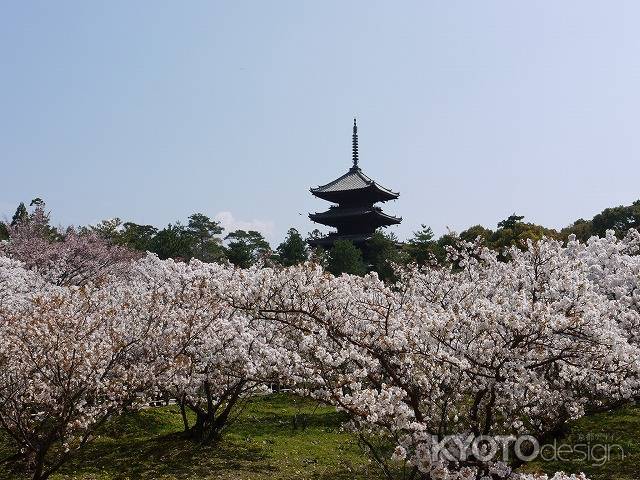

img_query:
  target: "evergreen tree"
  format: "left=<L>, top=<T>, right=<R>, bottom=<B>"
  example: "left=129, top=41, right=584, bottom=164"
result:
left=11, top=202, right=28, bottom=226
left=275, top=228, right=308, bottom=266
left=497, top=213, right=525, bottom=230
left=459, top=225, right=493, bottom=244
left=590, top=201, right=640, bottom=237
left=327, top=240, right=366, bottom=276
left=90, top=218, right=123, bottom=241
left=405, top=224, right=437, bottom=265
left=560, top=219, right=593, bottom=243
left=149, top=223, right=192, bottom=260
left=364, top=231, right=403, bottom=282
left=305, top=229, right=325, bottom=242
left=186, top=213, right=225, bottom=262
left=119, top=223, right=158, bottom=251
left=225, top=230, right=271, bottom=268
left=24, top=199, right=59, bottom=241
left=489, top=214, right=559, bottom=258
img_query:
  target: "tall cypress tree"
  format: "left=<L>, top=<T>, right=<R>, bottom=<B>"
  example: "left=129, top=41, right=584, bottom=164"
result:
left=10, top=202, right=28, bottom=226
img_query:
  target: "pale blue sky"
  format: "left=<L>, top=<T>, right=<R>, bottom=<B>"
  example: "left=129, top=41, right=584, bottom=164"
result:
left=2, top=1, right=640, bottom=244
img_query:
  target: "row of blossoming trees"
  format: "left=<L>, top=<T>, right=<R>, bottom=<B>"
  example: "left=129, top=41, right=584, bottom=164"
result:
left=1, top=208, right=639, bottom=480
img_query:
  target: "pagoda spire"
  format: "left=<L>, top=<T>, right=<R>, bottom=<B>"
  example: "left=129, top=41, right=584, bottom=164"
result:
left=352, top=118, right=359, bottom=169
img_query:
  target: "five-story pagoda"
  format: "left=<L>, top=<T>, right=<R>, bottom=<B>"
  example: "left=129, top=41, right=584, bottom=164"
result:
left=308, top=120, right=401, bottom=248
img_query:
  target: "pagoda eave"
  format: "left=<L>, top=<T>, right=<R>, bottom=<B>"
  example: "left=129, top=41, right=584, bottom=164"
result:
left=309, top=210, right=401, bottom=229
left=310, top=184, right=399, bottom=204
left=308, top=233, right=374, bottom=248
left=309, top=166, right=399, bottom=202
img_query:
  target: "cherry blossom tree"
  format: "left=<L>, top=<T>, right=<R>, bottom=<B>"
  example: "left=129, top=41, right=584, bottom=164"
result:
left=574, top=230, right=640, bottom=346
left=230, top=236, right=639, bottom=479
left=2, top=204, right=138, bottom=286
left=4, top=229, right=640, bottom=479
left=0, top=257, right=160, bottom=480
left=142, top=256, right=299, bottom=442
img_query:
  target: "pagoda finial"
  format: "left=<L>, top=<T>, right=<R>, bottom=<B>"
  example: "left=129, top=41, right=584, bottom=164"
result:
left=352, top=118, right=359, bottom=168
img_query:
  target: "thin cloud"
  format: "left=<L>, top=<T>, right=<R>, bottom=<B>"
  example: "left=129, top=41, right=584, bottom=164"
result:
left=214, top=211, right=275, bottom=240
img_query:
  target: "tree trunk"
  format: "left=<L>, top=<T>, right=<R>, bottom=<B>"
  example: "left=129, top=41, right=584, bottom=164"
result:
left=31, top=446, right=48, bottom=480
left=189, top=410, right=206, bottom=441
left=186, top=381, right=246, bottom=443
left=179, top=396, right=190, bottom=433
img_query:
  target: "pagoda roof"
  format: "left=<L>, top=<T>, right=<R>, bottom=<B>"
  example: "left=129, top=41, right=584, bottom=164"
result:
left=309, top=205, right=401, bottom=228
left=308, top=233, right=374, bottom=247
left=310, top=166, right=399, bottom=202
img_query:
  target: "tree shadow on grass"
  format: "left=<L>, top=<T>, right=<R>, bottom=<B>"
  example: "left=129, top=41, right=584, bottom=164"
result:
left=235, top=410, right=349, bottom=437
left=57, top=432, right=277, bottom=479
left=0, top=397, right=375, bottom=480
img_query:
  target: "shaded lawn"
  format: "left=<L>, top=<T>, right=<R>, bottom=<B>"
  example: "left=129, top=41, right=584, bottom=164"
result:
left=0, top=394, right=382, bottom=480
left=1, top=395, right=639, bottom=479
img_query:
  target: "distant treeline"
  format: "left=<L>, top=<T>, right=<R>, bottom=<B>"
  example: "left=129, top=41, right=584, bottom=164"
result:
left=3, top=197, right=640, bottom=281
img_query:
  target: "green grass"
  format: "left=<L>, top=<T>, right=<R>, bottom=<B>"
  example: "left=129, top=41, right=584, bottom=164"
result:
left=1, top=396, right=639, bottom=479
left=0, top=394, right=382, bottom=480
left=521, top=404, right=640, bottom=480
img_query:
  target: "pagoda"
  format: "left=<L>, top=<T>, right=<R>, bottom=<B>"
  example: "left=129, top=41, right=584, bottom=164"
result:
left=308, top=120, right=401, bottom=248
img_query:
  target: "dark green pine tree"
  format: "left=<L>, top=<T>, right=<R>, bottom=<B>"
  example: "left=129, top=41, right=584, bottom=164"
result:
left=119, top=222, right=158, bottom=251
left=225, top=230, right=271, bottom=268
left=186, top=213, right=225, bottom=262
left=11, top=202, right=28, bottom=226
left=405, top=224, right=437, bottom=265
left=364, top=231, right=403, bottom=282
left=275, top=228, right=308, bottom=266
left=326, top=240, right=366, bottom=276
left=149, top=223, right=192, bottom=260
left=497, top=213, right=525, bottom=230
left=591, top=201, right=640, bottom=237
left=89, top=218, right=123, bottom=241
